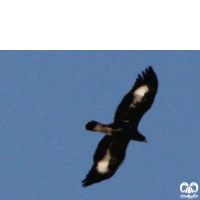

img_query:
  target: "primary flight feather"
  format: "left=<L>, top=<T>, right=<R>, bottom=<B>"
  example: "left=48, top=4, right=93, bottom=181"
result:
left=82, top=66, right=158, bottom=187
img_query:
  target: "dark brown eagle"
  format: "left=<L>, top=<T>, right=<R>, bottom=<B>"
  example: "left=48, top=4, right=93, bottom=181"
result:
left=82, top=67, right=158, bottom=187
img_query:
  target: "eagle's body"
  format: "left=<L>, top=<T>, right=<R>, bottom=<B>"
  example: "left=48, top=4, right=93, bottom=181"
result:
left=82, top=67, right=158, bottom=187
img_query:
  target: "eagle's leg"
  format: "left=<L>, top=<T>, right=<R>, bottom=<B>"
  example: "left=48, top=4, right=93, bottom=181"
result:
left=85, top=121, right=115, bottom=136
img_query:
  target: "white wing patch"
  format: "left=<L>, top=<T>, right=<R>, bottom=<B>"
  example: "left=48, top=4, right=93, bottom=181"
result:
left=97, top=149, right=111, bottom=174
left=134, top=85, right=149, bottom=97
left=129, top=85, right=149, bottom=108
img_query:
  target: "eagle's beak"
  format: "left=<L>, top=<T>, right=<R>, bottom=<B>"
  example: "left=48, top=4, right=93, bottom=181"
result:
left=144, top=139, right=148, bottom=143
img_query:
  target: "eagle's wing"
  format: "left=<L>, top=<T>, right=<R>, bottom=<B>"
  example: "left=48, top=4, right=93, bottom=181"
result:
left=82, top=135, right=129, bottom=187
left=114, top=67, right=158, bottom=126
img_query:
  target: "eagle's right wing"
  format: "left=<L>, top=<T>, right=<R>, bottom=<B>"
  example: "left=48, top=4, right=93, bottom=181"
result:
left=82, top=135, right=129, bottom=187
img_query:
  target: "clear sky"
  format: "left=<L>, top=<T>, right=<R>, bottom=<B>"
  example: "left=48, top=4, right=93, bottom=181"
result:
left=0, top=51, right=199, bottom=200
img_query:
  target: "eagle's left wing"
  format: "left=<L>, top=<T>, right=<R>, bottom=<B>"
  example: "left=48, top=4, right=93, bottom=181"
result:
left=82, top=135, right=129, bottom=187
left=114, top=67, right=158, bottom=126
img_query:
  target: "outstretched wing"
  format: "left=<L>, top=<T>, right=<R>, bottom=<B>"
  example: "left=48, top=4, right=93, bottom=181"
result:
left=114, top=66, right=158, bottom=126
left=82, top=135, right=129, bottom=187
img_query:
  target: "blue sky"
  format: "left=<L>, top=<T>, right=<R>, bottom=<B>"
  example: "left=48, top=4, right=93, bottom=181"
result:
left=0, top=51, right=199, bottom=200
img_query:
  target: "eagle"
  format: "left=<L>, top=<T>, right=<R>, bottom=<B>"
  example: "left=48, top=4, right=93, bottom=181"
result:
left=82, top=66, right=158, bottom=187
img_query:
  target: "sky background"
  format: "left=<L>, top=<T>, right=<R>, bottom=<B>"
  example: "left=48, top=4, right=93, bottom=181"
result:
left=0, top=51, right=199, bottom=200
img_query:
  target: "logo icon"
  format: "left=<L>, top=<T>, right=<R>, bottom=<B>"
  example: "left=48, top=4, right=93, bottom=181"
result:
left=180, top=182, right=198, bottom=199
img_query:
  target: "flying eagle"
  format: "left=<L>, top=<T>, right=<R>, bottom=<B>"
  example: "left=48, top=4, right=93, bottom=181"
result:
left=82, top=67, right=158, bottom=187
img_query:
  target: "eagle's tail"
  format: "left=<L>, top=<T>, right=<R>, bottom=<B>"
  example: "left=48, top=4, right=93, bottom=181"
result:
left=85, top=121, right=113, bottom=136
